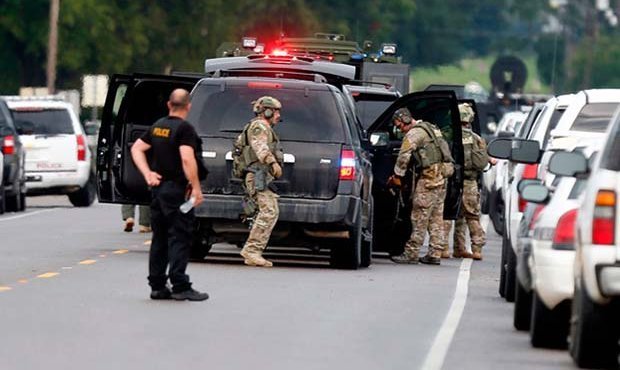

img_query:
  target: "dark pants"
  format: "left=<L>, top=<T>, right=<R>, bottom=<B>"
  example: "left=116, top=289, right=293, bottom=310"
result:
left=148, top=181, right=193, bottom=293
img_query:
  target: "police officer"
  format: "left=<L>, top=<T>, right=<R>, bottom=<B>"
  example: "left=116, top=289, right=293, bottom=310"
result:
left=237, top=96, right=284, bottom=267
left=452, top=103, right=489, bottom=260
left=131, top=89, right=209, bottom=301
left=388, top=108, right=454, bottom=265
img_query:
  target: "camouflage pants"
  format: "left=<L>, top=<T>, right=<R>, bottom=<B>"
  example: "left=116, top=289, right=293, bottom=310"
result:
left=454, top=180, right=485, bottom=252
left=404, top=178, right=446, bottom=258
left=242, top=172, right=279, bottom=256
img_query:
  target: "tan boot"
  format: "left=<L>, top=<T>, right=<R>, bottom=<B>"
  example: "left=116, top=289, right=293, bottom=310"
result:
left=124, top=217, right=134, bottom=232
left=441, top=249, right=451, bottom=259
left=240, top=249, right=273, bottom=267
left=453, top=248, right=473, bottom=258
left=139, top=225, right=152, bottom=233
left=472, top=251, right=483, bottom=260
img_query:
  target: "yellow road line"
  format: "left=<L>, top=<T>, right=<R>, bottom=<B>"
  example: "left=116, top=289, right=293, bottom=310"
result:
left=79, top=259, right=97, bottom=265
left=113, top=249, right=129, bottom=255
left=17, top=279, right=28, bottom=284
left=37, top=272, right=59, bottom=279
left=0, top=286, right=12, bottom=292
left=99, top=254, right=106, bottom=258
left=143, top=240, right=152, bottom=246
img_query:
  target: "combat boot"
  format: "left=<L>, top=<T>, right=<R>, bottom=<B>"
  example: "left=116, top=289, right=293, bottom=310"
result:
left=441, top=249, right=451, bottom=259
left=453, top=248, right=473, bottom=259
left=240, top=249, right=273, bottom=267
left=472, top=250, right=483, bottom=260
left=420, top=254, right=441, bottom=265
left=124, top=217, right=134, bottom=232
left=391, top=252, right=419, bottom=264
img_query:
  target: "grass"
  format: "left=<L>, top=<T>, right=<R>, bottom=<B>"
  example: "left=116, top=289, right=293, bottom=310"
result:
left=410, top=55, right=550, bottom=94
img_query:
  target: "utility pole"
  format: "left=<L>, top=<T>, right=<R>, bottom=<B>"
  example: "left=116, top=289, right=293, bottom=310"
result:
left=582, top=0, right=599, bottom=89
left=46, top=0, right=60, bottom=94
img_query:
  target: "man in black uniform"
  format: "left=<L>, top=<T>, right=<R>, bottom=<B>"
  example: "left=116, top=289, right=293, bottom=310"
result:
left=131, top=89, right=209, bottom=301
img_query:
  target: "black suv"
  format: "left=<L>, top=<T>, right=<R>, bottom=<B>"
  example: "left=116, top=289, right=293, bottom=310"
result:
left=96, top=56, right=464, bottom=268
left=0, top=98, right=26, bottom=214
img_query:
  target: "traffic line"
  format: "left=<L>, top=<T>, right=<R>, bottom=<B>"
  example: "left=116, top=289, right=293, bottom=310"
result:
left=0, top=209, right=56, bottom=222
left=36, top=272, right=59, bottom=279
left=17, top=279, right=28, bottom=284
left=79, top=259, right=97, bottom=265
left=143, top=240, right=151, bottom=246
left=0, top=286, right=12, bottom=292
left=421, top=258, right=473, bottom=370
left=112, top=249, right=129, bottom=254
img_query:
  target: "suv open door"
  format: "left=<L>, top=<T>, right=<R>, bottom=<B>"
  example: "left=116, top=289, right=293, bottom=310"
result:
left=366, top=91, right=464, bottom=254
left=97, top=73, right=200, bottom=204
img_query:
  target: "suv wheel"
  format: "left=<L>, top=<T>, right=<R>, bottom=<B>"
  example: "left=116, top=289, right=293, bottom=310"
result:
left=6, top=185, right=23, bottom=212
left=530, top=291, right=569, bottom=349
left=570, top=279, right=619, bottom=368
left=489, top=190, right=504, bottom=236
left=499, top=236, right=508, bottom=298
left=360, top=197, right=374, bottom=268
left=68, top=173, right=96, bottom=207
left=514, top=278, right=532, bottom=331
left=504, top=236, right=516, bottom=302
left=330, top=213, right=361, bottom=270
left=190, top=220, right=213, bottom=260
left=0, top=186, right=5, bottom=214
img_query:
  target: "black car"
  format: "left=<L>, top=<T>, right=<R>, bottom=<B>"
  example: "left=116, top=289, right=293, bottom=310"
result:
left=0, top=98, right=26, bottom=214
left=96, top=56, right=464, bottom=268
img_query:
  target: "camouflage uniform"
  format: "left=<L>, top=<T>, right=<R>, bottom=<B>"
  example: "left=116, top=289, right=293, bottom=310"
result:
left=239, top=116, right=283, bottom=267
left=394, top=121, right=449, bottom=263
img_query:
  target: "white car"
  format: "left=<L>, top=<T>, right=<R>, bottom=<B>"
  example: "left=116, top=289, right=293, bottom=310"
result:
left=0, top=151, right=4, bottom=213
left=550, top=107, right=620, bottom=369
left=7, top=99, right=96, bottom=207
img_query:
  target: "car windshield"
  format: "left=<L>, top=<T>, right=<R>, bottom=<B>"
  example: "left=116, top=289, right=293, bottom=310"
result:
left=189, top=84, right=345, bottom=143
left=352, top=93, right=398, bottom=130
left=11, top=108, right=73, bottom=135
left=601, top=120, right=620, bottom=171
left=570, top=103, right=618, bottom=133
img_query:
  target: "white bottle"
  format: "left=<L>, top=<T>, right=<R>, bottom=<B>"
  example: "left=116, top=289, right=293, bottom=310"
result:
left=179, top=196, right=196, bottom=214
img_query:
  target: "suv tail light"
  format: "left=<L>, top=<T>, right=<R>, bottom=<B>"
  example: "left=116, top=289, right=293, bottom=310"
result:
left=552, top=209, right=578, bottom=250
left=339, top=149, right=356, bottom=181
left=76, top=135, right=86, bottom=161
left=592, top=190, right=616, bottom=245
left=2, top=135, right=15, bottom=155
left=518, top=164, right=539, bottom=212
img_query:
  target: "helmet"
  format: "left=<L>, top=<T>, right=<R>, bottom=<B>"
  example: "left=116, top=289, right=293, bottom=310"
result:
left=393, top=107, right=412, bottom=124
left=458, top=103, right=475, bottom=124
left=252, top=96, right=282, bottom=119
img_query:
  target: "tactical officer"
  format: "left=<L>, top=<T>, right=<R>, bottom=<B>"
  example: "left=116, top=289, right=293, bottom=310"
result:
left=388, top=108, right=454, bottom=265
left=131, top=89, right=209, bottom=301
left=235, top=96, right=284, bottom=267
left=451, top=103, right=489, bottom=260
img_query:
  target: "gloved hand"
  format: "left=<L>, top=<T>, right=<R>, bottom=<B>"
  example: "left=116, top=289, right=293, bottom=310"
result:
left=387, top=174, right=402, bottom=188
left=270, top=162, right=282, bottom=178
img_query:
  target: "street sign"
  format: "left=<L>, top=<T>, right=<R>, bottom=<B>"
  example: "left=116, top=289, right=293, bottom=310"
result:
left=82, top=74, right=109, bottom=107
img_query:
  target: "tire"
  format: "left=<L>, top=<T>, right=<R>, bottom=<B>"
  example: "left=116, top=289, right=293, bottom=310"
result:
left=331, top=212, right=361, bottom=270
left=570, top=279, right=619, bottom=369
left=490, top=190, right=504, bottom=236
left=5, top=185, right=22, bottom=212
left=499, top=235, right=508, bottom=298
left=530, top=292, right=569, bottom=349
left=0, top=185, right=5, bottom=215
left=514, top=278, right=532, bottom=331
left=360, top=197, right=374, bottom=268
left=68, top=174, right=96, bottom=207
left=504, top=237, right=516, bottom=303
left=481, top=185, right=490, bottom=214
left=18, top=190, right=25, bottom=211
left=190, top=221, right=213, bottom=260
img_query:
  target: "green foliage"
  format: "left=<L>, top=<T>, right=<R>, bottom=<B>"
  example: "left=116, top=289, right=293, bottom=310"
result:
left=567, top=35, right=620, bottom=91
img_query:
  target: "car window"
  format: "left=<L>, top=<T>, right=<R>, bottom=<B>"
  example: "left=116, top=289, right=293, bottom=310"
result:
left=335, top=92, right=362, bottom=148
left=541, top=108, right=566, bottom=149
left=569, top=179, right=587, bottom=199
left=570, top=103, right=618, bottom=133
left=12, top=108, right=74, bottom=135
left=601, top=120, right=620, bottom=171
left=189, top=84, right=345, bottom=143
left=353, top=93, right=398, bottom=130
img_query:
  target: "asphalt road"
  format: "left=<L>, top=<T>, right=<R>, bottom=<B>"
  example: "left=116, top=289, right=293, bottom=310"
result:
left=0, top=196, right=577, bottom=370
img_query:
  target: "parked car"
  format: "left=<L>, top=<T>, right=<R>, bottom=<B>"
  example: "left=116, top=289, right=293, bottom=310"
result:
left=0, top=97, right=26, bottom=213
left=547, top=109, right=620, bottom=369
left=96, top=55, right=465, bottom=269
left=341, top=84, right=401, bottom=130
left=7, top=98, right=96, bottom=207
left=0, top=151, right=4, bottom=213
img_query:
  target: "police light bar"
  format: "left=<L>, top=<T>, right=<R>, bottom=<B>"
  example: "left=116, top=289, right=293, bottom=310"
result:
left=242, top=37, right=257, bottom=49
left=381, top=43, right=397, bottom=55
left=253, top=43, right=265, bottom=54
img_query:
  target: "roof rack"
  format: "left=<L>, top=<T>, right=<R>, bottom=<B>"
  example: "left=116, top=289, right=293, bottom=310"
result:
left=246, top=54, right=315, bottom=64
left=209, top=69, right=327, bottom=84
left=1, top=94, right=67, bottom=102
left=348, top=80, right=394, bottom=89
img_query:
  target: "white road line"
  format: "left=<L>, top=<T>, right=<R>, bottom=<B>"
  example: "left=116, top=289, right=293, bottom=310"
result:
left=0, top=209, right=56, bottom=222
left=421, top=258, right=473, bottom=370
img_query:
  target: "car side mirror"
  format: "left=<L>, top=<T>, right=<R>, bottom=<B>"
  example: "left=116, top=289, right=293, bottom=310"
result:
left=370, top=132, right=389, bottom=147
left=487, top=138, right=512, bottom=159
left=520, top=183, right=550, bottom=204
left=487, top=138, right=541, bottom=163
left=497, top=130, right=514, bottom=138
left=548, top=151, right=588, bottom=177
left=518, top=178, right=541, bottom=194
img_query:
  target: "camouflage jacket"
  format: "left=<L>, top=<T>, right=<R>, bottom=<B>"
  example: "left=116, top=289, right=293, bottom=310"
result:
left=247, top=117, right=282, bottom=166
left=394, top=121, right=446, bottom=188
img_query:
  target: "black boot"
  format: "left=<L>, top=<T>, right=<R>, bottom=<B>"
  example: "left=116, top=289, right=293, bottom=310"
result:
left=391, top=253, right=419, bottom=264
left=420, top=254, right=441, bottom=265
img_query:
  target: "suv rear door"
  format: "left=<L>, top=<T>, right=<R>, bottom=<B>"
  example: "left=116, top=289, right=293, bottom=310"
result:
left=368, top=90, right=464, bottom=218
left=97, top=74, right=200, bottom=204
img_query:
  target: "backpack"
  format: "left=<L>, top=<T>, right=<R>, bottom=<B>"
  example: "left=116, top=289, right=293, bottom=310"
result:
left=232, top=123, right=252, bottom=179
left=463, top=129, right=488, bottom=173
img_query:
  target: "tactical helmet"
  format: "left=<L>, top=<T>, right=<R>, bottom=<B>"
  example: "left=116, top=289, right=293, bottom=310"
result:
left=252, top=96, right=282, bottom=119
left=393, top=107, right=412, bottom=124
left=458, top=103, right=475, bottom=124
